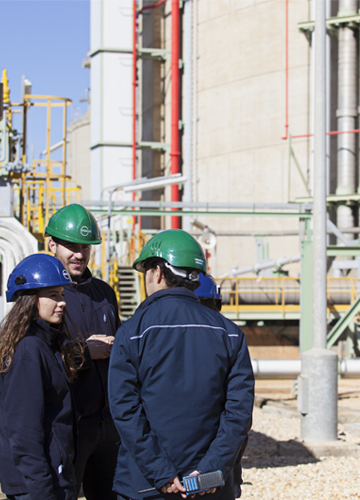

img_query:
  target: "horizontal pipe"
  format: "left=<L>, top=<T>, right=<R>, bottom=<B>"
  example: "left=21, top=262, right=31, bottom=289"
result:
left=84, top=200, right=313, bottom=210
left=231, top=255, right=300, bottom=277
left=138, top=0, right=167, bottom=14
left=252, top=359, right=301, bottom=378
left=292, top=129, right=360, bottom=139
left=252, top=358, right=360, bottom=378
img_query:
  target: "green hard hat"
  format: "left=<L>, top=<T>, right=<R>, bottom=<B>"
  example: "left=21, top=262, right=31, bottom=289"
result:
left=45, top=204, right=102, bottom=245
left=133, top=229, right=207, bottom=274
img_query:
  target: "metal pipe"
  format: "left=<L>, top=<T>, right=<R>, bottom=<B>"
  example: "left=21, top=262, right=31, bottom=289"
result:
left=40, top=140, right=69, bottom=158
left=183, top=0, right=192, bottom=231
left=132, top=0, right=137, bottom=227
left=336, top=0, right=358, bottom=235
left=104, top=174, right=186, bottom=281
left=0, top=112, right=8, bottom=163
left=88, top=200, right=313, bottom=210
left=313, top=0, right=327, bottom=350
left=252, top=358, right=360, bottom=379
left=229, top=255, right=300, bottom=278
left=192, top=0, right=197, bottom=203
left=252, top=359, right=301, bottom=379
left=105, top=177, right=148, bottom=283
left=170, top=0, right=180, bottom=228
left=299, top=2, right=338, bottom=444
left=327, top=219, right=355, bottom=245
left=281, top=0, right=289, bottom=140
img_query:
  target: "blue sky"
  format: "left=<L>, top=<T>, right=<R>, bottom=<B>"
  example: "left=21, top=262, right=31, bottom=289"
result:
left=1, top=0, right=90, bottom=160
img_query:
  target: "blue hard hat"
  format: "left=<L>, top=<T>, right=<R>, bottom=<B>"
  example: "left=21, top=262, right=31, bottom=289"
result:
left=195, top=273, right=221, bottom=300
left=6, top=254, right=74, bottom=302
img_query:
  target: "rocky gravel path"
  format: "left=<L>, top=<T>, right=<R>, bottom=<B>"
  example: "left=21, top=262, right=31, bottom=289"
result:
left=241, top=406, right=360, bottom=500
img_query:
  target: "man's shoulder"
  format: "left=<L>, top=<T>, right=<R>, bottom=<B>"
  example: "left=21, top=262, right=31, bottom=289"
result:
left=89, top=276, right=115, bottom=293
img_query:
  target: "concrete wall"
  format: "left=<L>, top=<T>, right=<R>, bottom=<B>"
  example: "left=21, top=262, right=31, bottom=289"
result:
left=193, top=1, right=310, bottom=275
left=67, top=0, right=357, bottom=278
left=67, top=114, right=91, bottom=201
left=137, top=0, right=315, bottom=275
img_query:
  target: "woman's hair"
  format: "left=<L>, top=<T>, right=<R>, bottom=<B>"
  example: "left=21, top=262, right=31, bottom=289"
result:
left=145, top=258, right=200, bottom=292
left=0, top=293, right=85, bottom=381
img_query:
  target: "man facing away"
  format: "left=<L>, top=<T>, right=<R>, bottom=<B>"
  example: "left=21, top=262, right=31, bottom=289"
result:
left=108, top=229, right=254, bottom=500
left=45, top=204, right=121, bottom=500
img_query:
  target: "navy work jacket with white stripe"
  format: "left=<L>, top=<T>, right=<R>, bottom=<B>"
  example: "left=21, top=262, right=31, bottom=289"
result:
left=108, top=287, right=254, bottom=500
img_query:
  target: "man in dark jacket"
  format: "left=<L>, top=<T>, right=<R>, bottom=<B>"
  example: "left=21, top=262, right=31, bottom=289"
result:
left=46, top=204, right=121, bottom=500
left=108, top=229, right=254, bottom=500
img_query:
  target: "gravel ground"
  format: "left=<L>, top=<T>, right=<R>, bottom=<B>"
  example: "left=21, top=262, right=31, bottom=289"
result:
left=241, top=406, right=360, bottom=500
left=2, top=381, right=360, bottom=500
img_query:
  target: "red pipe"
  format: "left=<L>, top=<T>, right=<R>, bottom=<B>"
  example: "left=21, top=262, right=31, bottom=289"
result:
left=281, top=0, right=289, bottom=140
left=139, top=0, right=167, bottom=13
left=132, top=0, right=137, bottom=228
left=292, top=129, right=360, bottom=139
left=170, top=0, right=180, bottom=229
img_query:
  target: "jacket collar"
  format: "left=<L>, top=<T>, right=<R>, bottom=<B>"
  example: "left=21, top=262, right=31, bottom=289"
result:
left=28, top=318, right=62, bottom=346
left=137, top=287, right=199, bottom=312
left=71, top=267, right=92, bottom=290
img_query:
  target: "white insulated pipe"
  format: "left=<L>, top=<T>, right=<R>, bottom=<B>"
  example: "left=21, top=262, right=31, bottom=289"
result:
left=230, top=255, right=300, bottom=277
left=252, top=358, right=360, bottom=378
left=336, top=0, right=358, bottom=236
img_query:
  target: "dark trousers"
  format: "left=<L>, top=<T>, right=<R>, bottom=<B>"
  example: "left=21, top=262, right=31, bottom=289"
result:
left=116, top=474, right=237, bottom=500
left=75, top=420, right=119, bottom=500
left=7, top=487, right=77, bottom=500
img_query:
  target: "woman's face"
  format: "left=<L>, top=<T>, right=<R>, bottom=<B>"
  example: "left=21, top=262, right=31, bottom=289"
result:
left=37, top=286, right=66, bottom=325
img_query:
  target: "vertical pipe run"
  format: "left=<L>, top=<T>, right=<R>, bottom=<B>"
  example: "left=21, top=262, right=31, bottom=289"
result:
left=281, top=0, right=289, bottom=140
left=183, top=0, right=192, bottom=231
left=313, top=0, right=327, bottom=350
left=45, top=99, right=51, bottom=231
left=62, top=102, right=67, bottom=207
left=132, top=0, right=137, bottom=228
left=170, top=0, right=180, bottom=229
left=336, top=0, right=358, bottom=237
left=299, top=2, right=338, bottom=444
left=192, top=0, right=198, bottom=203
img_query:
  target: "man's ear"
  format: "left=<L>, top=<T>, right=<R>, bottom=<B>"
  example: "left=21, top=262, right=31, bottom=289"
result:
left=48, top=238, right=57, bottom=255
left=155, top=265, right=163, bottom=285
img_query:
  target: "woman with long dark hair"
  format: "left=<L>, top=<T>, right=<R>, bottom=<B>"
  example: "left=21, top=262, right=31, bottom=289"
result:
left=0, top=254, right=84, bottom=500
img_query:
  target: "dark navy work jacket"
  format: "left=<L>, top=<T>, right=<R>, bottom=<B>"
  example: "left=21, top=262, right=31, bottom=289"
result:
left=0, top=319, right=76, bottom=500
left=64, top=267, right=121, bottom=423
left=109, top=288, right=254, bottom=500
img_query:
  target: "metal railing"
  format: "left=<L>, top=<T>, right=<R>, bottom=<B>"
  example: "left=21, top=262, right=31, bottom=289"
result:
left=218, top=276, right=360, bottom=317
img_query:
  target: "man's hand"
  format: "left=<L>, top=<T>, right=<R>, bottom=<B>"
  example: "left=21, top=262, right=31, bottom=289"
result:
left=160, top=476, right=186, bottom=498
left=86, top=334, right=114, bottom=359
left=188, top=471, right=217, bottom=497
left=160, top=472, right=217, bottom=498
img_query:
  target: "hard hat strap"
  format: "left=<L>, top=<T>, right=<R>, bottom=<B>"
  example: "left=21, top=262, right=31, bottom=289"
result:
left=164, top=262, right=199, bottom=281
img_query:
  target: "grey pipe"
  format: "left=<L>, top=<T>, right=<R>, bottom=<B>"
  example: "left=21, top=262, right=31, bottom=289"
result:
left=0, top=113, right=8, bottom=163
left=252, top=358, right=360, bottom=379
left=183, top=0, right=192, bottom=231
left=230, top=255, right=300, bottom=277
left=313, top=0, right=327, bottom=351
left=84, top=200, right=313, bottom=211
left=336, top=0, right=358, bottom=236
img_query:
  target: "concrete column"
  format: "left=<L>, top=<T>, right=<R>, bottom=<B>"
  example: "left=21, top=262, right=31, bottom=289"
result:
left=299, top=350, right=338, bottom=441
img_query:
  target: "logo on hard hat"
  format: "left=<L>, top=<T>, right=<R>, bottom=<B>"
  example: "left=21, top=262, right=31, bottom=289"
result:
left=80, top=226, right=92, bottom=237
left=62, top=270, right=70, bottom=281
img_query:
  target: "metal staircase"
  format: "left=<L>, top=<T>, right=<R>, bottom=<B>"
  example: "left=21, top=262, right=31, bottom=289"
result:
left=118, top=266, right=141, bottom=319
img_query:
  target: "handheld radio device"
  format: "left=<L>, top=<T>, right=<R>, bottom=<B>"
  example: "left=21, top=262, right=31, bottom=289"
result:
left=138, top=470, right=224, bottom=496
